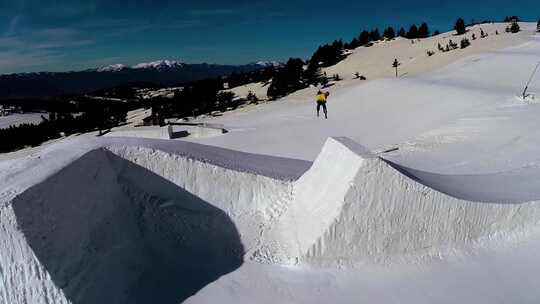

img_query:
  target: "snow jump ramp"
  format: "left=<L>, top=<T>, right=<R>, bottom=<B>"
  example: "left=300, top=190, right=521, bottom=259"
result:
left=2, top=137, right=540, bottom=303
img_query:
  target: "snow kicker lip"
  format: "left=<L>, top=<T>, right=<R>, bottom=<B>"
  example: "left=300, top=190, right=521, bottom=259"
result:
left=252, top=137, right=540, bottom=267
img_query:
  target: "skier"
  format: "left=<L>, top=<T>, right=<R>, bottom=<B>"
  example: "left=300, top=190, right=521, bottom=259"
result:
left=316, top=91, right=330, bottom=119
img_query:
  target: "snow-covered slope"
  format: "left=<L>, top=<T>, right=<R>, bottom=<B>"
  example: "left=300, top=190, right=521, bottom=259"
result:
left=3, top=22, right=540, bottom=304
left=0, top=113, right=48, bottom=129
left=188, top=23, right=540, bottom=172
left=4, top=134, right=540, bottom=303
left=225, top=81, right=270, bottom=101
left=325, top=23, right=532, bottom=82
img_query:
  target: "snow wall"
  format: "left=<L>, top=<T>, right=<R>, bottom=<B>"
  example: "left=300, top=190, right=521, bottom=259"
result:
left=268, top=138, right=540, bottom=267
left=3, top=137, right=540, bottom=303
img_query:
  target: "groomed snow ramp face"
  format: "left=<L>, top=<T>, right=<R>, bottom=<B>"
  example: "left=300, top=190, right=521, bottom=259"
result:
left=0, top=138, right=302, bottom=304
left=2, top=148, right=245, bottom=304
left=254, top=137, right=375, bottom=264
left=257, top=137, right=540, bottom=267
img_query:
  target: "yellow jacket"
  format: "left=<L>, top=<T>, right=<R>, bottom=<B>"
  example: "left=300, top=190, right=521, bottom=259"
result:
left=317, top=93, right=327, bottom=103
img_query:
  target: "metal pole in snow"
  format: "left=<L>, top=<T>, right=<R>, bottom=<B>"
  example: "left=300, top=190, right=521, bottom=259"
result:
left=522, top=61, right=540, bottom=98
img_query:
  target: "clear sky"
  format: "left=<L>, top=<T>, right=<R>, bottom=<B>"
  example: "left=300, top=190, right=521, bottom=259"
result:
left=0, top=0, right=538, bottom=74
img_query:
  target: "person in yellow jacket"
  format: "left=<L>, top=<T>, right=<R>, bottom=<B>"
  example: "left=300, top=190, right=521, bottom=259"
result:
left=316, top=90, right=330, bottom=119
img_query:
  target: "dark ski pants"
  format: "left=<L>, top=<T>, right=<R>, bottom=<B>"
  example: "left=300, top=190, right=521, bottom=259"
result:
left=317, top=101, right=327, bottom=118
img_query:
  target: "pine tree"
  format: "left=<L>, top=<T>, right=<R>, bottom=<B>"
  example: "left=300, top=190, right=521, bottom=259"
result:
left=480, top=28, right=487, bottom=38
left=455, top=18, right=466, bottom=35
left=359, top=30, right=370, bottom=45
left=349, top=37, right=360, bottom=49
left=460, top=37, right=470, bottom=49
left=418, top=22, right=430, bottom=38
left=267, top=58, right=306, bottom=99
left=246, top=91, right=259, bottom=104
left=432, top=30, right=440, bottom=36
left=308, top=40, right=345, bottom=68
left=398, top=27, right=406, bottom=37
left=407, top=25, right=418, bottom=39
left=510, top=20, right=520, bottom=33
left=384, top=27, right=396, bottom=39
left=369, top=28, right=381, bottom=41
left=537, top=19, right=540, bottom=32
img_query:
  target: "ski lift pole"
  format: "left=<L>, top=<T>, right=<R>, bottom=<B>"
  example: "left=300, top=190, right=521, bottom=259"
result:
left=522, top=61, right=540, bottom=98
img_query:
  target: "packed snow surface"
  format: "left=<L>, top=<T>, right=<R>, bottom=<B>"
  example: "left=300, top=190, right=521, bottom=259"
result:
left=0, top=113, right=48, bottom=129
left=2, top=23, right=540, bottom=304
left=189, top=23, right=540, bottom=174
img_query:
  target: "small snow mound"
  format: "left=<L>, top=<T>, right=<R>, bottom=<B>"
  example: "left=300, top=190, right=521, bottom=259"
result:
left=515, top=93, right=539, bottom=104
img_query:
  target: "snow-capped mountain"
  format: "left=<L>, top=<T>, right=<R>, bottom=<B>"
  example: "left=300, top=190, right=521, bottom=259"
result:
left=96, top=60, right=185, bottom=72
left=132, top=60, right=185, bottom=70
left=97, top=64, right=128, bottom=72
left=97, top=60, right=278, bottom=72
left=0, top=60, right=274, bottom=98
left=255, top=61, right=283, bottom=67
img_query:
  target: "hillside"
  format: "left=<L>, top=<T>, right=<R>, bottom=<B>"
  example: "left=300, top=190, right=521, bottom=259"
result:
left=0, top=61, right=273, bottom=99
left=325, top=23, right=530, bottom=82
left=2, top=21, right=540, bottom=304
left=220, top=23, right=530, bottom=104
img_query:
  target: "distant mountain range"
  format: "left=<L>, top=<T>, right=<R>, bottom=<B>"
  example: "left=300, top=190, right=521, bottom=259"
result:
left=0, top=60, right=282, bottom=99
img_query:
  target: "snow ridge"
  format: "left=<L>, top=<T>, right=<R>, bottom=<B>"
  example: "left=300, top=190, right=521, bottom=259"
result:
left=97, top=64, right=128, bottom=72
left=255, top=61, right=283, bottom=67
left=132, top=60, right=185, bottom=70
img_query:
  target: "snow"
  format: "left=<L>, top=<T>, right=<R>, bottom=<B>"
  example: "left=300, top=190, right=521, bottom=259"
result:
left=95, top=60, right=184, bottom=72
left=0, top=113, right=48, bottom=129
left=325, top=23, right=532, bottom=82
left=96, top=64, right=127, bottom=72
left=2, top=22, right=540, bottom=304
left=105, top=126, right=173, bottom=139
left=132, top=60, right=184, bottom=70
left=136, top=87, right=183, bottom=99
left=186, top=23, right=540, bottom=173
left=106, top=124, right=228, bottom=140
left=255, top=61, right=283, bottom=67
left=225, top=81, right=270, bottom=101
left=125, top=108, right=152, bottom=126
left=5, top=134, right=540, bottom=303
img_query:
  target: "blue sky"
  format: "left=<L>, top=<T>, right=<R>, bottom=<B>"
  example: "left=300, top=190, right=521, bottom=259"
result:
left=0, top=0, right=538, bottom=74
